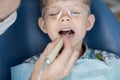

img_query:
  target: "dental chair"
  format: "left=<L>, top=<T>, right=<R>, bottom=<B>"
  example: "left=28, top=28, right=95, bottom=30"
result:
left=0, top=0, right=120, bottom=80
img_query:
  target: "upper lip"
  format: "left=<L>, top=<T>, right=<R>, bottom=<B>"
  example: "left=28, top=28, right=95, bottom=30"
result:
left=58, top=26, right=74, bottom=32
left=58, top=25, right=74, bottom=31
left=60, top=28, right=72, bottom=31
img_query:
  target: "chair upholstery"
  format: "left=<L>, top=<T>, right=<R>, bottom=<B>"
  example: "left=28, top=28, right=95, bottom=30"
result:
left=85, top=0, right=120, bottom=56
left=0, top=0, right=120, bottom=79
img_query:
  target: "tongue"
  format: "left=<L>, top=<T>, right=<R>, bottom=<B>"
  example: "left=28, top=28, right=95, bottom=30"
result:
left=59, top=30, right=74, bottom=37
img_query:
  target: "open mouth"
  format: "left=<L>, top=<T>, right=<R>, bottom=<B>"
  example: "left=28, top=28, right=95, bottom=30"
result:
left=59, top=28, right=75, bottom=38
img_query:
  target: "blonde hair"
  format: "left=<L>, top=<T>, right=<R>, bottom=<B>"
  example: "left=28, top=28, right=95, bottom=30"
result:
left=40, top=0, right=91, bottom=10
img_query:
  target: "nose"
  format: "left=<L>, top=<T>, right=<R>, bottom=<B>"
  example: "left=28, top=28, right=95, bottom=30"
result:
left=59, top=10, right=71, bottom=23
left=60, top=17, right=71, bottom=22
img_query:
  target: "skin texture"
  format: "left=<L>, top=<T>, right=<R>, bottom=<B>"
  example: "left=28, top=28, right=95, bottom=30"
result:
left=31, top=0, right=95, bottom=80
left=0, top=0, right=21, bottom=22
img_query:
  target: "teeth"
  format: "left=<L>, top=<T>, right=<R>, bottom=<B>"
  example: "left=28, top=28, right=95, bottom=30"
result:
left=61, top=28, right=71, bottom=31
left=59, top=28, right=75, bottom=38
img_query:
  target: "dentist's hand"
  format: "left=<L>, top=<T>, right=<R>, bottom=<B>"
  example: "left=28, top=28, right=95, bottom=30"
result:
left=0, top=0, right=21, bottom=21
left=31, top=38, right=79, bottom=80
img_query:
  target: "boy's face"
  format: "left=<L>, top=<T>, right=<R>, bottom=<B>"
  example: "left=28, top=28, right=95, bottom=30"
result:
left=39, top=0, right=95, bottom=49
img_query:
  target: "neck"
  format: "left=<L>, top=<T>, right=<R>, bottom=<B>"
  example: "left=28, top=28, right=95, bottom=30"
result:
left=74, top=42, right=85, bottom=59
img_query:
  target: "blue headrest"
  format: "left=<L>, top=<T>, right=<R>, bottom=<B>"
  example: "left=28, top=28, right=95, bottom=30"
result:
left=84, top=0, right=120, bottom=55
left=0, top=0, right=120, bottom=79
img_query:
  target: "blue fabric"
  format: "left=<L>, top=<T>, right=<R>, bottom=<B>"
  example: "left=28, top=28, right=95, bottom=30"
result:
left=64, top=59, right=120, bottom=80
left=11, top=48, right=120, bottom=80
left=11, top=59, right=120, bottom=80
left=11, top=63, right=34, bottom=80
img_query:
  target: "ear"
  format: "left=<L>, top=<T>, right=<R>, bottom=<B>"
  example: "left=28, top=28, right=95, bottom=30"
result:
left=86, top=14, right=95, bottom=31
left=38, top=17, right=48, bottom=33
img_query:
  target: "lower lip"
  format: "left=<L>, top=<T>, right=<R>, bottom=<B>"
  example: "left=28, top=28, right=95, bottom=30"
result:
left=60, top=34, right=75, bottom=39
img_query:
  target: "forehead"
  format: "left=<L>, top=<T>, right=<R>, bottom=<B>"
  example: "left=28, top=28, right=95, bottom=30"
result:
left=46, top=0, right=85, bottom=7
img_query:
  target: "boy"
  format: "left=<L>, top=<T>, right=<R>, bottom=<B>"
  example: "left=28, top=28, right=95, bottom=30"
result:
left=11, top=0, right=120, bottom=80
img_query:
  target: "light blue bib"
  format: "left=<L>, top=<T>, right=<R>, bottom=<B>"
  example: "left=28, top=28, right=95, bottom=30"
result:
left=11, top=59, right=120, bottom=80
left=64, top=59, right=120, bottom=80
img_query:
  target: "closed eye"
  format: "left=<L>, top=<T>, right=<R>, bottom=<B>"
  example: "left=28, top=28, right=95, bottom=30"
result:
left=49, top=13, right=59, bottom=16
left=71, top=11, right=80, bottom=14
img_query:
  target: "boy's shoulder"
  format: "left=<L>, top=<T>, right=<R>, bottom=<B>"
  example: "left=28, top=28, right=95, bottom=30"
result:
left=23, top=48, right=120, bottom=64
left=24, top=54, right=40, bottom=64
left=85, top=48, right=120, bottom=60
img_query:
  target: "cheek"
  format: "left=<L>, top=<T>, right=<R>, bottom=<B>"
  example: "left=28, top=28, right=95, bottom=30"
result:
left=74, top=20, right=88, bottom=31
left=75, top=22, right=88, bottom=39
left=47, top=26, right=55, bottom=34
left=45, top=19, right=58, bottom=32
left=73, top=17, right=88, bottom=26
left=45, top=19, right=58, bottom=27
left=77, top=27, right=87, bottom=38
left=45, top=24, right=57, bottom=40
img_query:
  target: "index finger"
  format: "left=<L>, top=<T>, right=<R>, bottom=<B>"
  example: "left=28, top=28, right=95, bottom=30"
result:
left=53, top=37, right=74, bottom=66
